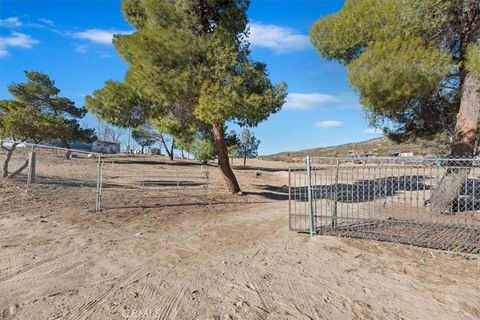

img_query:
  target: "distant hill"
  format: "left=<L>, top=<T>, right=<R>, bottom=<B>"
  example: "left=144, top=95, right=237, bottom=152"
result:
left=263, top=137, right=443, bottom=163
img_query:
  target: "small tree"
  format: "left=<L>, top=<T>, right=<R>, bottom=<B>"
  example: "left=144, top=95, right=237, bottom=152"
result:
left=0, top=105, right=71, bottom=178
left=1, top=72, right=95, bottom=178
left=131, top=126, right=157, bottom=154
left=178, top=128, right=238, bottom=164
left=97, top=121, right=124, bottom=143
left=236, top=128, right=260, bottom=167
left=8, top=71, right=95, bottom=159
left=226, top=130, right=240, bottom=165
left=189, top=137, right=217, bottom=164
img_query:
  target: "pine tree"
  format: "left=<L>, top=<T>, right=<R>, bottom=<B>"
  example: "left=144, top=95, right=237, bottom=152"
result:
left=237, top=128, right=260, bottom=167
left=311, top=0, right=480, bottom=157
left=86, top=0, right=287, bottom=193
left=311, top=0, right=480, bottom=212
left=1, top=71, right=95, bottom=178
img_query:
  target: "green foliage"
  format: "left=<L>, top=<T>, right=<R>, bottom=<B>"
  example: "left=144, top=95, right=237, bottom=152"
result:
left=348, top=37, right=451, bottom=113
left=131, top=125, right=158, bottom=152
left=0, top=71, right=95, bottom=144
left=0, top=105, right=65, bottom=143
left=236, top=128, right=260, bottom=161
left=88, top=0, right=287, bottom=139
left=188, top=136, right=217, bottom=162
left=88, top=0, right=287, bottom=192
left=466, top=42, right=480, bottom=77
left=86, top=81, right=152, bottom=128
left=226, top=130, right=239, bottom=157
left=310, top=0, right=479, bottom=142
left=181, top=127, right=239, bottom=162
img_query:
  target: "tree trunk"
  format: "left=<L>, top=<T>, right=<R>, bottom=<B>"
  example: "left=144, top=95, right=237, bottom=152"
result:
left=169, top=139, right=175, bottom=161
left=243, top=155, right=247, bottom=167
left=141, top=145, right=145, bottom=154
left=212, top=123, right=241, bottom=194
left=430, top=72, right=480, bottom=213
left=450, top=72, right=480, bottom=157
left=2, top=143, right=18, bottom=179
left=62, top=140, right=72, bottom=160
left=160, top=134, right=174, bottom=160
left=7, top=158, right=29, bottom=179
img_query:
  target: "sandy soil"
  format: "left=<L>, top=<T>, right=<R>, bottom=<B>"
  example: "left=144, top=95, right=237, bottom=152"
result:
left=0, top=157, right=479, bottom=320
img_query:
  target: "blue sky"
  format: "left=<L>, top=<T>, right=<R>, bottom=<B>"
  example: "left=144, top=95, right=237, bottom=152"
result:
left=0, top=0, right=382, bottom=155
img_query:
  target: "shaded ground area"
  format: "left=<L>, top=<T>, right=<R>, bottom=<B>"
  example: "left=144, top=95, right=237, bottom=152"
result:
left=0, top=158, right=479, bottom=320
left=319, top=219, right=480, bottom=254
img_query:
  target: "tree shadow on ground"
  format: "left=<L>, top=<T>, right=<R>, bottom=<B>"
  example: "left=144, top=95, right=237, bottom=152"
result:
left=232, top=165, right=288, bottom=172
left=244, top=184, right=290, bottom=201
left=104, top=159, right=204, bottom=167
left=293, top=175, right=480, bottom=212
left=308, top=175, right=431, bottom=203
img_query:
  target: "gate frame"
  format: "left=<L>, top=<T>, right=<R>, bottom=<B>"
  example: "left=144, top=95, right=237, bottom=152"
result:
left=95, top=158, right=209, bottom=212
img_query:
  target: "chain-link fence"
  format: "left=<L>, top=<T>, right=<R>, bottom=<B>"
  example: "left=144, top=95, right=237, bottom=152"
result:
left=1, top=140, right=99, bottom=191
left=289, top=156, right=480, bottom=255
left=1, top=141, right=209, bottom=211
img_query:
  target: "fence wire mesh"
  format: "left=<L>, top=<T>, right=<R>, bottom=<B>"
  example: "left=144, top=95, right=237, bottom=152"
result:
left=289, top=156, right=480, bottom=255
left=1, top=141, right=209, bottom=211
left=97, top=158, right=209, bottom=211
left=1, top=140, right=98, bottom=190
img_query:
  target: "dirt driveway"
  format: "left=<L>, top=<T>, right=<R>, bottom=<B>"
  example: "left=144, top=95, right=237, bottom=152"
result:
left=0, top=159, right=479, bottom=319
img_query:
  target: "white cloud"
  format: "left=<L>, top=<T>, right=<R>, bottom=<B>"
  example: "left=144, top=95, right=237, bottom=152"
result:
left=0, top=32, right=39, bottom=57
left=248, top=22, right=310, bottom=53
left=73, top=29, right=132, bottom=44
left=315, top=120, right=343, bottom=129
left=74, top=44, right=89, bottom=53
left=39, top=18, right=54, bottom=26
left=284, top=92, right=361, bottom=110
left=285, top=93, right=339, bottom=110
left=362, top=128, right=383, bottom=135
left=0, top=17, right=22, bottom=28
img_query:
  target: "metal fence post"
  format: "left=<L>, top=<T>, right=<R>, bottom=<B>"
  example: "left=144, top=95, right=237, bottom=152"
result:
left=204, top=168, right=209, bottom=205
left=288, top=168, right=292, bottom=230
left=95, top=154, right=102, bottom=212
left=306, top=156, right=316, bottom=236
left=26, top=150, right=36, bottom=189
left=332, top=157, right=339, bottom=230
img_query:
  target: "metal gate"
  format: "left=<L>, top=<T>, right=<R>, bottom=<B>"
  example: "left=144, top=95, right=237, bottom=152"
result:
left=96, top=158, right=209, bottom=211
left=289, top=156, right=480, bottom=254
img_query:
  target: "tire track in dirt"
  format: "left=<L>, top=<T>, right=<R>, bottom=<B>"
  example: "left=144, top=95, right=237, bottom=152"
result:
left=3, top=257, right=97, bottom=307
left=242, top=247, right=278, bottom=318
left=284, top=265, right=319, bottom=320
left=282, top=243, right=320, bottom=320
left=156, top=277, right=189, bottom=320
left=40, top=258, right=94, bottom=281
left=117, top=271, right=166, bottom=318
left=245, top=270, right=272, bottom=315
left=139, top=273, right=167, bottom=315
left=0, top=250, right=74, bottom=284
left=62, top=266, right=146, bottom=320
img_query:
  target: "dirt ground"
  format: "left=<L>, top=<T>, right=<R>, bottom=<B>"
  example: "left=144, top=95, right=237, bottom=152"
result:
left=0, top=157, right=479, bottom=320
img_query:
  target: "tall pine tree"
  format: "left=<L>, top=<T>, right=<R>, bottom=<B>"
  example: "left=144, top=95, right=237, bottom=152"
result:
left=87, top=0, right=287, bottom=193
left=311, top=0, right=480, bottom=213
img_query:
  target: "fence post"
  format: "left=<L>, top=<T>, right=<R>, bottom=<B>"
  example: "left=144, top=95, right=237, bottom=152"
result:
left=95, top=154, right=102, bottom=212
left=332, top=157, right=339, bottom=230
left=306, top=156, right=316, bottom=236
left=204, top=168, right=209, bottom=205
left=26, top=150, right=36, bottom=189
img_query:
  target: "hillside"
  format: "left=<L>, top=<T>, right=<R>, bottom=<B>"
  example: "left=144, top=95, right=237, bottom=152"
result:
left=264, top=137, right=444, bottom=162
